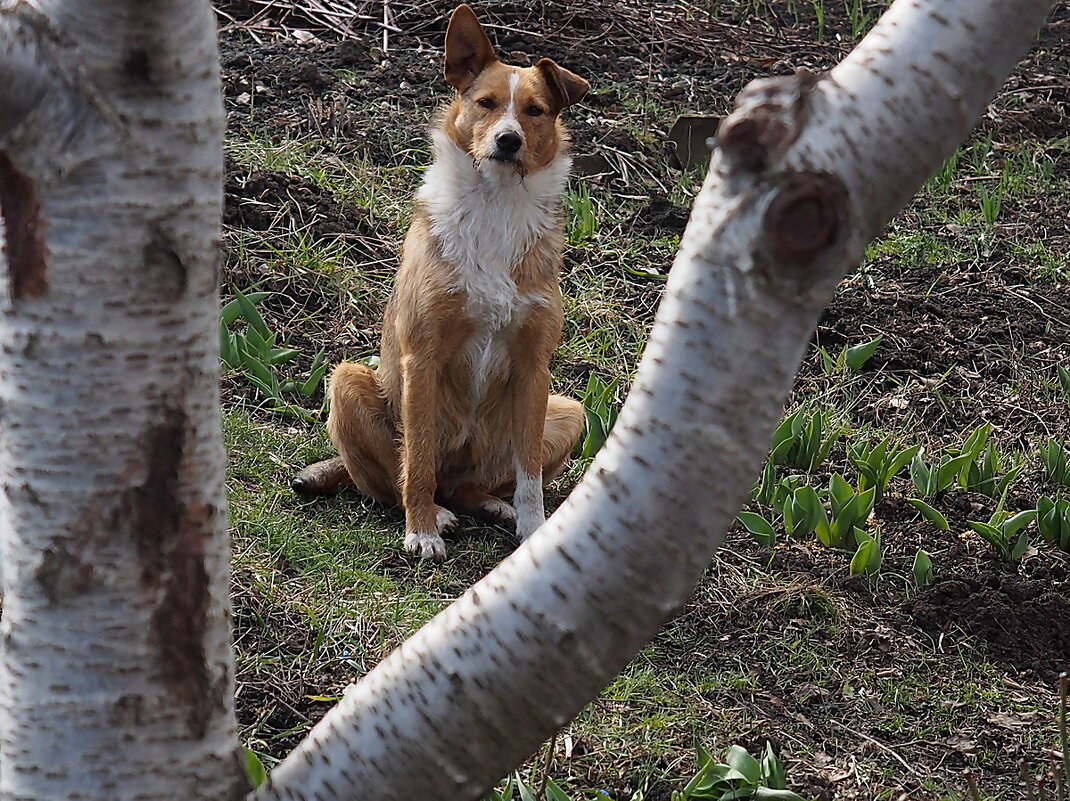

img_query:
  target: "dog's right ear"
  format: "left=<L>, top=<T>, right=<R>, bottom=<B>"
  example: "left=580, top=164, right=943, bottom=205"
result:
left=444, top=4, right=496, bottom=92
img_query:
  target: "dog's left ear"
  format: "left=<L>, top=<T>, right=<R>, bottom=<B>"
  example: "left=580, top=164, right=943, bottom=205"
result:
left=444, top=5, right=497, bottom=92
left=535, top=58, right=590, bottom=112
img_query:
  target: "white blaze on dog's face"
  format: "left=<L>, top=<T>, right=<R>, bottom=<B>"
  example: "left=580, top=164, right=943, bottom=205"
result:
left=442, top=4, right=589, bottom=175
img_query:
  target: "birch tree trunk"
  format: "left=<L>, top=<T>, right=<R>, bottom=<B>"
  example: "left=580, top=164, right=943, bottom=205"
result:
left=0, top=2, right=242, bottom=799
left=250, top=1, right=1056, bottom=800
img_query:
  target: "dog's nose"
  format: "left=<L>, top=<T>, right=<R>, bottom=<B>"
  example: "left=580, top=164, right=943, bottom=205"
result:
left=495, top=131, right=523, bottom=154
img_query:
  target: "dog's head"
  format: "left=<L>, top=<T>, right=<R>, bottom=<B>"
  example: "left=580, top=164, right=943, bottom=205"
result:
left=442, top=4, right=589, bottom=175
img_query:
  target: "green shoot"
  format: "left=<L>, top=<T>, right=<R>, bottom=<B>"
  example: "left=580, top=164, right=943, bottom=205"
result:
left=816, top=335, right=882, bottom=375
left=736, top=511, right=777, bottom=547
left=907, top=498, right=950, bottom=531
left=968, top=508, right=1035, bottom=562
left=1041, top=440, right=1070, bottom=487
left=566, top=183, right=598, bottom=249
left=1037, top=496, right=1070, bottom=553
left=849, top=529, right=882, bottom=577
left=769, top=408, right=841, bottom=473
left=912, top=549, right=934, bottom=590
left=848, top=436, right=919, bottom=503
left=221, top=287, right=329, bottom=421
left=577, top=373, right=619, bottom=459
left=672, top=740, right=805, bottom=800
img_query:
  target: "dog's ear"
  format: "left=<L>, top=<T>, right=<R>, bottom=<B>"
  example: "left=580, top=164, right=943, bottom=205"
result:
left=444, top=5, right=497, bottom=92
left=535, top=58, right=590, bottom=113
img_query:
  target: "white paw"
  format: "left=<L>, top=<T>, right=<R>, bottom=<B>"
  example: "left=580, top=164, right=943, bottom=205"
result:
left=514, top=508, right=545, bottom=541
left=435, top=507, right=459, bottom=534
left=404, top=530, right=447, bottom=561
left=479, top=497, right=517, bottom=527
left=513, top=470, right=545, bottom=541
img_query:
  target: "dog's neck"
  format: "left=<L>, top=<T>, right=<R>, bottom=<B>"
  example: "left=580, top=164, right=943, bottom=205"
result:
left=417, top=128, right=571, bottom=280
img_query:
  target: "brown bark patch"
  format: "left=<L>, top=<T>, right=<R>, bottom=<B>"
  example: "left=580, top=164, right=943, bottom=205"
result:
left=124, top=407, right=218, bottom=737
left=35, top=546, right=94, bottom=604
left=142, top=227, right=188, bottom=301
left=123, top=49, right=154, bottom=84
left=0, top=152, right=47, bottom=300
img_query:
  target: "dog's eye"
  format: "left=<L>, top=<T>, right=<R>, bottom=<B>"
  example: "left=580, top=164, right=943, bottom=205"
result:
left=526, top=105, right=545, bottom=117
left=477, top=97, right=497, bottom=110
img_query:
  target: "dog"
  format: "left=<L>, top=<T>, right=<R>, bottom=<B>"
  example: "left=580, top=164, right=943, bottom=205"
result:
left=293, top=4, right=590, bottom=560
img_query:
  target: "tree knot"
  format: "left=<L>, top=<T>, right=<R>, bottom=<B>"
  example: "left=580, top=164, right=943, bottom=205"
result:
left=716, top=68, right=819, bottom=173
left=763, top=170, right=848, bottom=276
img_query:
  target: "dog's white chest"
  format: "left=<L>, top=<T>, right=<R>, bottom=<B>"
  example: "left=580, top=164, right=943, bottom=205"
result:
left=417, top=130, right=570, bottom=329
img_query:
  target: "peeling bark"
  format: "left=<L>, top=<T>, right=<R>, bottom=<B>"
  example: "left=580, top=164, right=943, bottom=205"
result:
left=0, top=152, right=47, bottom=300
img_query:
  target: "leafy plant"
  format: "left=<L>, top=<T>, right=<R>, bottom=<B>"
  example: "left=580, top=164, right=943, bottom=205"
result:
left=769, top=408, right=840, bottom=473
left=750, top=461, right=779, bottom=507
left=978, top=183, right=1002, bottom=227
left=1037, top=496, right=1070, bottom=553
left=847, top=436, right=919, bottom=503
left=910, top=450, right=974, bottom=498
left=737, top=511, right=778, bottom=547
left=849, top=529, right=882, bottom=577
left=968, top=508, right=1035, bottom=562
left=953, top=424, right=1022, bottom=498
left=1041, top=440, right=1070, bottom=487
left=912, top=549, right=934, bottom=589
left=907, top=498, right=949, bottom=531
left=483, top=741, right=806, bottom=801
left=566, top=182, right=598, bottom=248
left=816, top=335, right=882, bottom=375
left=220, top=287, right=329, bottom=421
left=577, top=373, right=620, bottom=459
left=483, top=772, right=572, bottom=801
left=780, top=475, right=874, bottom=550
left=672, top=741, right=805, bottom=800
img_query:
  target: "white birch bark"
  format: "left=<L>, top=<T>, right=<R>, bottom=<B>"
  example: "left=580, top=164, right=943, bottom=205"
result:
left=251, top=1, right=1056, bottom=800
left=0, top=2, right=243, bottom=799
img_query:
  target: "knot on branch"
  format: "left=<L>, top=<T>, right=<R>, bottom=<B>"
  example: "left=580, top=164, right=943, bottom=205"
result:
left=716, top=68, right=818, bottom=173
left=763, top=170, right=848, bottom=276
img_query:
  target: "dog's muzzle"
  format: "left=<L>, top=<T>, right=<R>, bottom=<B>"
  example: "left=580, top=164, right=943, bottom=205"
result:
left=491, top=131, right=523, bottom=162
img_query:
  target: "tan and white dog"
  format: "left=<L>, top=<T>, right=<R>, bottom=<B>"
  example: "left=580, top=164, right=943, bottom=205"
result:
left=294, top=4, right=589, bottom=560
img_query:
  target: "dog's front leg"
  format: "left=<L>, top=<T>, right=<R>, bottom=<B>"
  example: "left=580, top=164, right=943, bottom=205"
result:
left=400, top=354, right=456, bottom=560
left=512, top=365, right=551, bottom=540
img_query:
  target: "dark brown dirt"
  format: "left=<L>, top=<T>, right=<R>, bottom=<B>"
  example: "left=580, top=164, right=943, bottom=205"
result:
left=911, top=568, right=1070, bottom=683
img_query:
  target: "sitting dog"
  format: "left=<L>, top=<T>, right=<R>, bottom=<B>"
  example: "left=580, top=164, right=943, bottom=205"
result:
left=293, top=4, right=589, bottom=560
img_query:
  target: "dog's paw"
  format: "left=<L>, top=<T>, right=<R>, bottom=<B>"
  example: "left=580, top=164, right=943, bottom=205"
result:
left=514, top=508, right=546, bottom=541
left=404, top=530, right=447, bottom=561
left=435, top=506, right=459, bottom=534
left=478, top=497, right=517, bottom=528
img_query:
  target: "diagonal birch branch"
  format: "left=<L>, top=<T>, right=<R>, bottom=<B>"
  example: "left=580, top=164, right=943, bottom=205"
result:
left=251, top=1, right=1056, bottom=800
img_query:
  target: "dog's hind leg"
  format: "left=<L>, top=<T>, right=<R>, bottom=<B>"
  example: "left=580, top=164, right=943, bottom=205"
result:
left=447, top=483, right=518, bottom=531
left=294, top=362, right=401, bottom=505
left=542, top=394, right=586, bottom=482
left=481, top=394, right=585, bottom=533
left=292, top=455, right=351, bottom=497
